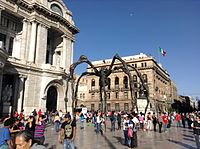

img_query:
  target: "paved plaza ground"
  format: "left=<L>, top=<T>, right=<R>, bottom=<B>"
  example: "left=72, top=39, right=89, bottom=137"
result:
left=44, top=121, right=197, bottom=149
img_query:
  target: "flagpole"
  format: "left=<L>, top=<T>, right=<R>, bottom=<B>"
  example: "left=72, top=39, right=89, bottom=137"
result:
left=158, top=47, right=160, bottom=64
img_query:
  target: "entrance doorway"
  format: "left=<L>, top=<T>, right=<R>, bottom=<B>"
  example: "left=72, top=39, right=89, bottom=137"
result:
left=0, top=74, right=15, bottom=116
left=46, top=86, right=57, bottom=112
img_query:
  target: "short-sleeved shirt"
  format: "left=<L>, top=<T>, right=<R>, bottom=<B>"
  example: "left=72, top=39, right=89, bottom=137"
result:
left=132, top=117, right=139, bottom=125
left=162, top=115, right=168, bottom=124
left=61, top=120, right=76, bottom=139
left=193, top=121, right=200, bottom=135
left=0, top=127, right=11, bottom=146
left=34, top=121, right=45, bottom=138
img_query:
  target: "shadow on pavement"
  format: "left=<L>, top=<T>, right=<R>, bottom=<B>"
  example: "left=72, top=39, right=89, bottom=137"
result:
left=183, top=137, right=195, bottom=142
left=182, top=129, right=193, bottom=133
left=183, top=134, right=194, bottom=138
left=113, top=136, right=124, bottom=145
left=167, top=139, right=196, bottom=149
left=101, top=134, right=117, bottom=149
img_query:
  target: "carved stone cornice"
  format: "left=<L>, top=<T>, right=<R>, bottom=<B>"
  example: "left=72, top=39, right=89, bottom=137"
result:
left=6, top=0, right=79, bottom=34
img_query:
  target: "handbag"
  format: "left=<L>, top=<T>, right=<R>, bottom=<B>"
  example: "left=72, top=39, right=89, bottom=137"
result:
left=128, top=127, right=133, bottom=138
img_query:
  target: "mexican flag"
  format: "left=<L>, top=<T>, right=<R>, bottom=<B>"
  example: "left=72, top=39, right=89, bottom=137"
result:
left=159, top=47, right=166, bottom=56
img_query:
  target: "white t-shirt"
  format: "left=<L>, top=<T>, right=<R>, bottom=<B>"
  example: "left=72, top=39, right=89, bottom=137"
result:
left=123, top=119, right=129, bottom=130
left=96, top=116, right=102, bottom=124
left=132, top=117, right=139, bottom=124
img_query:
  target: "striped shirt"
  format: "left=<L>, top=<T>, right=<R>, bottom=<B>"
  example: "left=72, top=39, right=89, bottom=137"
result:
left=34, top=121, right=45, bottom=138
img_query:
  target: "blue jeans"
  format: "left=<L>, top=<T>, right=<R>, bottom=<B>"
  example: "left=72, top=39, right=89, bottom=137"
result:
left=81, top=121, right=84, bottom=128
left=96, top=123, right=101, bottom=133
left=111, top=121, right=115, bottom=131
left=123, top=130, right=128, bottom=145
left=55, top=122, right=60, bottom=132
left=64, top=139, right=75, bottom=149
left=176, top=121, right=181, bottom=127
left=163, top=123, right=167, bottom=132
left=194, top=134, right=200, bottom=148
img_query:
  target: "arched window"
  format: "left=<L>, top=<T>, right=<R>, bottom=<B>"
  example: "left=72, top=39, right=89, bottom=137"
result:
left=115, top=77, right=119, bottom=89
left=80, top=93, right=83, bottom=99
left=123, top=76, right=128, bottom=89
left=133, top=75, right=137, bottom=89
left=133, top=75, right=137, bottom=82
left=91, top=79, right=95, bottom=90
left=51, top=4, right=63, bottom=16
left=83, top=93, right=85, bottom=99
left=143, top=74, right=148, bottom=83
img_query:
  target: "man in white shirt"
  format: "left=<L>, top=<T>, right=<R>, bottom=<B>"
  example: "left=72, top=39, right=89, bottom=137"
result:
left=131, top=113, right=139, bottom=147
left=96, top=111, right=102, bottom=134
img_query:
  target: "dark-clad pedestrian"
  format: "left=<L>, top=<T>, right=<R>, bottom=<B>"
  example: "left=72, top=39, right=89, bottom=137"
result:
left=157, top=112, right=163, bottom=133
left=25, top=116, right=36, bottom=138
left=181, top=113, right=186, bottom=128
left=117, top=112, right=122, bottom=130
left=191, top=115, right=200, bottom=149
left=131, top=113, right=139, bottom=148
left=152, top=112, right=157, bottom=132
left=60, top=113, right=76, bottom=149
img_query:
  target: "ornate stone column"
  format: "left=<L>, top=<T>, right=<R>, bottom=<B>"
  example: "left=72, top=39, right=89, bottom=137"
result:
left=0, top=65, right=4, bottom=105
left=35, top=23, right=48, bottom=64
left=28, top=21, right=37, bottom=62
left=25, top=21, right=31, bottom=60
left=65, top=37, right=73, bottom=72
left=70, top=41, right=74, bottom=64
left=12, top=33, right=22, bottom=58
left=5, top=35, right=10, bottom=53
left=20, top=19, right=29, bottom=60
left=62, top=35, right=67, bottom=68
left=17, top=75, right=27, bottom=113
left=0, top=6, right=5, bottom=25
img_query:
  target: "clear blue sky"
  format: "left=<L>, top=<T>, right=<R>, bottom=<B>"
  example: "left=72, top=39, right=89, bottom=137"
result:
left=64, top=0, right=200, bottom=97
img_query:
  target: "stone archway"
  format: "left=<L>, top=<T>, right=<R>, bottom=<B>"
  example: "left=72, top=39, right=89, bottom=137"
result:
left=46, top=86, right=57, bottom=112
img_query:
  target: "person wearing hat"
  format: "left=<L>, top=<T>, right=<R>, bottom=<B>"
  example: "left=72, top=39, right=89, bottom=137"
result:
left=60, top=113, right=76, bottom=149
left=0, top=118, right=14, bottom=149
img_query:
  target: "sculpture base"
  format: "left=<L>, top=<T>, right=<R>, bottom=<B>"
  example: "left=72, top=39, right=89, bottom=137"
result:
left=137, top=98, right=150, bottom=114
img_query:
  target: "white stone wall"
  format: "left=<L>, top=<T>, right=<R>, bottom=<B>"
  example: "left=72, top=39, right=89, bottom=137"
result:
left=0, top=0, right=78, bottom=116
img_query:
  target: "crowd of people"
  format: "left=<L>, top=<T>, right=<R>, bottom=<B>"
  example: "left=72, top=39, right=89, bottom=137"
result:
left=0, top=109, right=200, bottom=149
left=0, top=109, right=75, bottom=149
left=77, top=110, right=200, bottom=149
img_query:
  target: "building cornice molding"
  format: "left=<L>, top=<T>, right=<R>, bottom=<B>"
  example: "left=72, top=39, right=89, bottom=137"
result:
left=6, top=0, right=79, bottom=34
left=6, top=57, right=66, bottom=76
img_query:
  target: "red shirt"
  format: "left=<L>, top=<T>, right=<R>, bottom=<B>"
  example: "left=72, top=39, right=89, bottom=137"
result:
left=176, top=114, right=181, bottom=121
left=38, top=110, right=42, bottom=116
left=14, top=112, right=19, bottom=118
left=19, top=112, right=24, bottom=119
left=162, top=115, right=168, bottom=124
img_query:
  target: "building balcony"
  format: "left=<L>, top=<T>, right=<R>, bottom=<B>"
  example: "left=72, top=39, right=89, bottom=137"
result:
left=111, top=87, right=120, bottom=92
left=121, top=87, right=129, bottom=92
left=89, top=89, right=99, bottom=93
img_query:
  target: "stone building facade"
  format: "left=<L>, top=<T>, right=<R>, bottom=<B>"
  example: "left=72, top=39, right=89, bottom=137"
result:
left=0, top=0, right=79, bottom=116
left=77, top=53, right=178, bottom=113
left=75, top=75, right=88, bottom=107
